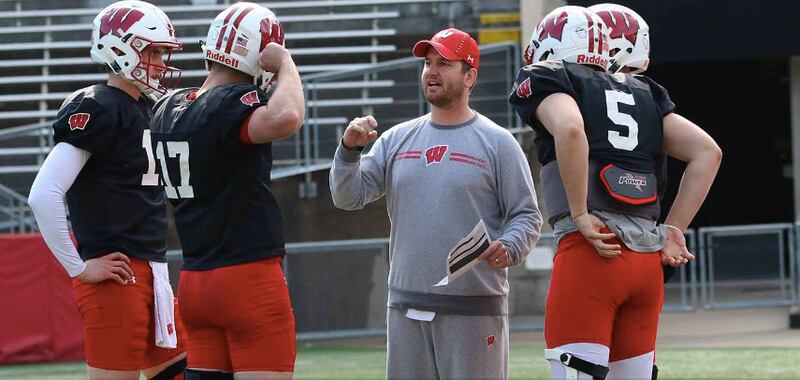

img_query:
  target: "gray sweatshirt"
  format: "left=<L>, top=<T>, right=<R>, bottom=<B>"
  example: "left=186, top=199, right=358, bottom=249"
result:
left=330, top=112, right=542, bottom=309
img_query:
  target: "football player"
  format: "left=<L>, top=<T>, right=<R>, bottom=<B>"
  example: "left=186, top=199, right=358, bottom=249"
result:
left=148, top=3, right=303, bottom=379
left=509, top=5, right=721, bottom=379
left=587, top=3, right=692, bottom=272
left=28, top=1, right=186, bottom=379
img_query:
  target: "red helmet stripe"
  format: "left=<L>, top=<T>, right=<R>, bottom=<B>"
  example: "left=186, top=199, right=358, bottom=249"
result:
left=585, top=12, right=595, bottom=53
left=598, top=26, right=603, bottom=53
left=215, top=4, right=241, bottom=50
left=224, top=27, right=237, bottom=54
left=232, top=5, right=255, bottom=30
left=226, top=6, right=255, bottom=53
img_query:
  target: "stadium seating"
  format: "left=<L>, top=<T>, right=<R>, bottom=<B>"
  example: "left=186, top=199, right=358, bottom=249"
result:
left=0, top=0, right=477, bottom=222
left=0, top=0, right=530, bottom=238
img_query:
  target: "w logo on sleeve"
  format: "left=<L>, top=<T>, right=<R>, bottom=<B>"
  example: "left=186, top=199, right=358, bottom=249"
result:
left=425, top=145, right=448, bottom=166
left=239, top=90, right=259, bottom=106
left=515, top=77, right=532, bottom=98
left=68, top=113, right=91, bottom=131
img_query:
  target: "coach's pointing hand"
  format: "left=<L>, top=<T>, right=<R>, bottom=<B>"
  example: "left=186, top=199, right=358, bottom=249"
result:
left=343, top=115, right=378, bottom=149
left=77, top=252, right=135, bottom=285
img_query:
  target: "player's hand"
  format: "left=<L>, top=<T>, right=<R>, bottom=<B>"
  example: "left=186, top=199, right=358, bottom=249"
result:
left=259, top=42, right=292, bottom=74
left=479, top=241, right=510, bottom=270
left=343, top=116, right=378, bottom=149
left=76, top=252, right=135, bottom=285
left=574, top=212, right=621, bottom=258
left=660, top=225, right=694, bottom=267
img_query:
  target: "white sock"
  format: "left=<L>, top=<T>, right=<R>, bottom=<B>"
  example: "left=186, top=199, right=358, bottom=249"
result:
left=607, top=351, right=655, bottom=379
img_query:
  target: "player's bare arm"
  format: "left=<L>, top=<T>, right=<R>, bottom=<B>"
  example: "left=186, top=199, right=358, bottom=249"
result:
left=342, top=115, right=378, bottom=149
left=661, top=112, right=722, bottom=266
left=537, top=92, right=621, bottom=257
left=662, top=113, right=722, bottom=229
left=245, top=42, right=304, bottom=144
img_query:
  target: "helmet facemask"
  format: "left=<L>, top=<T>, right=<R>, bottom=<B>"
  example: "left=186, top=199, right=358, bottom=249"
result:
left=128, top=37, right=182, bottom=96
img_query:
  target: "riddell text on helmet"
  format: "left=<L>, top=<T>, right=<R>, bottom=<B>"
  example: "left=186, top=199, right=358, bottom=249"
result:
left=576, top=54, right=608, bottom=67
left=206, top=50, right=239, bottom=68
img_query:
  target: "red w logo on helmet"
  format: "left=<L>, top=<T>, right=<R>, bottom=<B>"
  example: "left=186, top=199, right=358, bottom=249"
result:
left=99, top=7, right=145, bottom=38
left=259, top=18, right=285, bottom=52
left=68, top=113, right=91, bottom=131
left=595, top=10, right=639, bottom=45
left=538, top=11, right=569, bottom=42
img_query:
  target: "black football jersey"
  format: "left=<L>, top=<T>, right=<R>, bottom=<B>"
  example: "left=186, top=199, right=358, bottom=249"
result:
left=509, top=60, right=675, bottom=172
left=52, top=84, right=167, bottom=262
left=149, top=83, right=286, bottom=271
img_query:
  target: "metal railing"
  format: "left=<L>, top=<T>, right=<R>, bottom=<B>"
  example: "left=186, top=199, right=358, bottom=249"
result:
left=157, top=218, right=800, bottom=341
left=0, top=0, right=471, bottom=205
left=294, top=42, right=522, bottom=173
left=662, top=229, right=698, bottom=312
left=0, top=182, right=35, bottom=232
left=698, top=223, right=797, bottom=309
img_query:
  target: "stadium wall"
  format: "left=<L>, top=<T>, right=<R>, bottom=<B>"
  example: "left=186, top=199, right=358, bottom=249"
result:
left=0, top=234, right=83, bottom=364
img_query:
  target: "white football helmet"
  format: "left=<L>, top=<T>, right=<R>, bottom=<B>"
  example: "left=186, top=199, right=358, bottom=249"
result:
left=90, top=0, right=181, bottom=96
left=524, top=6, right=610, bottom=70
left=588, top=3, right=650, bottom=73
left=201, top=3, right=285, bottom=86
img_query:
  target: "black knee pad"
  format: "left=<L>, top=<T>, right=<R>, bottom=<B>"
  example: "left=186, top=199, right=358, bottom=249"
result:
left=149, top=358, right=187, bottom=380
left=652, top=364, right=659, bottom=380
left=184, top=369, right=234, bottom=380
left=545, top=349, right=609, bottom=379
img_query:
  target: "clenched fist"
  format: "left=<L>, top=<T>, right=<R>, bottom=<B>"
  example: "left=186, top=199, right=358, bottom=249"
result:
left=343, top=115, right=379, bottom=149
left=259, top=42, right=292, bottom=74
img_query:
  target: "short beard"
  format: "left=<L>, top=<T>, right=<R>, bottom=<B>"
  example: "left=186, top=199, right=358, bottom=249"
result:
left=424, top=82, right=464, bottom=108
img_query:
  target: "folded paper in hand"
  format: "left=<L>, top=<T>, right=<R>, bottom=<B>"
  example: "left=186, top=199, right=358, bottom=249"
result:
left=434, top=219, right=491, bottom=287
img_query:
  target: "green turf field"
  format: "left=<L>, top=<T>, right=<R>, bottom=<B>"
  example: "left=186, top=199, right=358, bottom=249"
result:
left=1, top=344, right=799, bottom=379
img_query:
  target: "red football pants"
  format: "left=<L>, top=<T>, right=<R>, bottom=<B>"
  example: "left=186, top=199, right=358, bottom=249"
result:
left=178, top=257, right=296, bottom=372
left=73, top=258, right=187, bottom=370
left=545, top=231, right=664, bottom=361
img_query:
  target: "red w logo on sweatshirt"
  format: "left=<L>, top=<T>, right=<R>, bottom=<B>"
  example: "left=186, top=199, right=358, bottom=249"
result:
left=425, top=145, right=448, bottom=166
